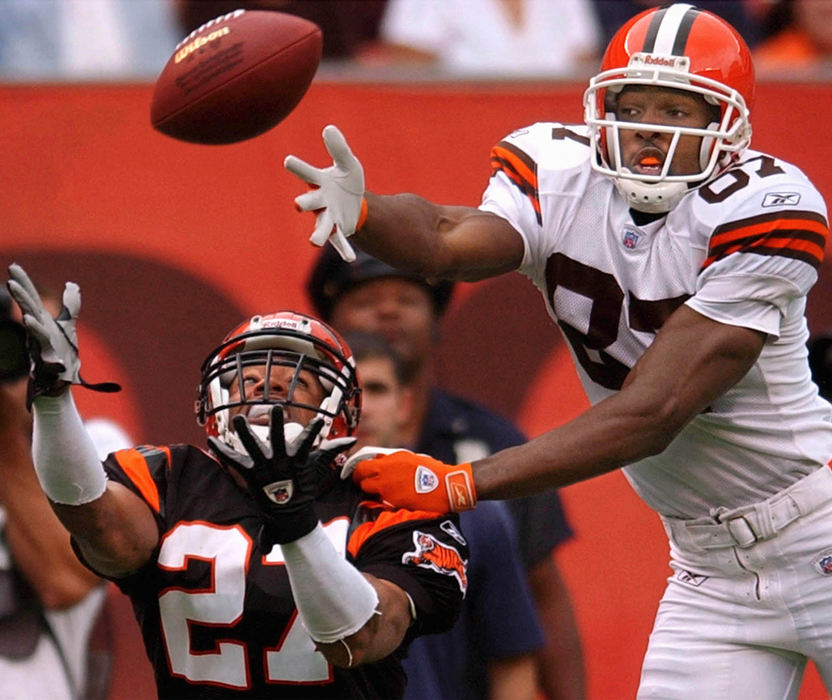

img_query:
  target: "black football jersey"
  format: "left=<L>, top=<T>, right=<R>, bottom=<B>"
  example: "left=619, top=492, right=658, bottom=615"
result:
left=75, top=444, right=468, bottom=699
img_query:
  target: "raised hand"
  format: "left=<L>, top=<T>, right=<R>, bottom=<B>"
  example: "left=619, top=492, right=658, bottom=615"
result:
left=345, top=448, right=477, bottom=514
left=6, top=263, right=119, bottom=406
left=284, top=124, right=365, bottom=262
left=208, top=405, right=355, bottom=545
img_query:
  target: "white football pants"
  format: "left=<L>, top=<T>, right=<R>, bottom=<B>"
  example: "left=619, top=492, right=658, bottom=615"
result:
left=639, top=466, right=832, bottom=699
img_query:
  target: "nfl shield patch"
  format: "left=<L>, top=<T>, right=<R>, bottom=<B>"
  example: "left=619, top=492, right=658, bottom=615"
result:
left=414, top=465, right=439, bottom=493
left=811, top=548, right=832, bottom=575
left=264, top=479, right=293, bottom=505
left=623, top=229, right=640, bottom=249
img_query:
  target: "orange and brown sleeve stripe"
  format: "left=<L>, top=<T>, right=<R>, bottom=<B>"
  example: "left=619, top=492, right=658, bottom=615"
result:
left=113, top=447, right=163, bottom=514
left=490, top=140, right=541, bottom=225
left=347, top=503, right=443, bottom=559
left=704, top=210, right=828, bottom=270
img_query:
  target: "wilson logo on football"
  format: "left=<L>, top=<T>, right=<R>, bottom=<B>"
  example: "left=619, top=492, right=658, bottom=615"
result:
left=174, top=26, right=231, bottom=63
left=403, top=531, right=468, bottom=593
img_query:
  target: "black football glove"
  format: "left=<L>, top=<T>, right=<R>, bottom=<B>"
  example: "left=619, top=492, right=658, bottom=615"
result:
left=208, top=405, right=355, bottom=546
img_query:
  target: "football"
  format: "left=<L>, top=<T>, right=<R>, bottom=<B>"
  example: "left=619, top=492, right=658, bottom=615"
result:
left=150, top=9, right=322, bottom=145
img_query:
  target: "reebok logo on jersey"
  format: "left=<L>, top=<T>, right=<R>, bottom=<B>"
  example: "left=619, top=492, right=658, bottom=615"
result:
left=676, top=569, right=708, bottom=587
left=812, top=548, right=832, bottom=575
left=762, top=192, right=801, bottom=207
left=415, top=465, right=439, bottom=493
left=440, top=519, right=467, bottom=545
left=403, top=531, right=468, bottom=593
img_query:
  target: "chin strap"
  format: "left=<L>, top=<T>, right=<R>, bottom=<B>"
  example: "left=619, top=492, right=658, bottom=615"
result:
left=614, top=176, right=688, bottom=214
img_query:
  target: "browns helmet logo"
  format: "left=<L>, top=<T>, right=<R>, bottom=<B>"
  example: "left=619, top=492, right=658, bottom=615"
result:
left=402, top=531, right=468, bottom=593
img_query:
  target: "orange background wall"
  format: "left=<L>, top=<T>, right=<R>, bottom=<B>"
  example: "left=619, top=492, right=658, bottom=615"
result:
left=2, top=82, right=830, bottom=698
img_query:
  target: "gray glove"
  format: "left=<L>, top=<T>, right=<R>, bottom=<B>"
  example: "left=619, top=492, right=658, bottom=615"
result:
left=284, top=124, right=365, bottom=263
left=6, top=263, right=119, bottom=407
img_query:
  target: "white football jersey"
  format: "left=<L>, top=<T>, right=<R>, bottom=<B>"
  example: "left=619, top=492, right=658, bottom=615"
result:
left=481, top=122, right=832, bottom=518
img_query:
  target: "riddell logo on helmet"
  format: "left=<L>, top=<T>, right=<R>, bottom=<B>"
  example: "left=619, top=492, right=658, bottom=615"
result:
left=643, top=55, right=676, bottom=67
left=261, top=317, right=308, bottom=331
left=629, top=53, right=690, bottom=73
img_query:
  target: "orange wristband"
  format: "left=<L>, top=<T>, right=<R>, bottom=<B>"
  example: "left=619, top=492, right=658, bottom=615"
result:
left=356, top=196, right=368, bottom=230
left=445, top=463, right=477, bottom=512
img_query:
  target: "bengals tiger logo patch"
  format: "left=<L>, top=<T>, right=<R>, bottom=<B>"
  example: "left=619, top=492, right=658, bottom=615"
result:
left=403, top=531, right=468, bottom=593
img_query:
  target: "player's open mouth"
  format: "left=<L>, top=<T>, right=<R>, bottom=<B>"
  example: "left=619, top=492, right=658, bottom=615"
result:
left=246, top=404, right=274, bottom=425
left=632, top=152, right=664, bottom=175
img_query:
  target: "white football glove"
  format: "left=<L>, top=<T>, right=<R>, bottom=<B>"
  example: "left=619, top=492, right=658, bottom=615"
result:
left=6, top=263, right=119, bottom=406
left=284, top=124, right=364, bottom=262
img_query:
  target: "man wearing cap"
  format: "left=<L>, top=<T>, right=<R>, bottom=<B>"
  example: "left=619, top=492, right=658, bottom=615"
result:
left=307, top=247, right=585, bottom=700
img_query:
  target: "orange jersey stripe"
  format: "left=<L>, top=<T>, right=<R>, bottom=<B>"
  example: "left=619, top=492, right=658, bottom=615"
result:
left=710, top=213, right=827, bottom=247
left=704, top=211, right=828, bottom=270
left=490, top=141, right=541, bottom=225
left=347, top=503, right=443, bottom=559
left=114, top=448, right=161, bottom=513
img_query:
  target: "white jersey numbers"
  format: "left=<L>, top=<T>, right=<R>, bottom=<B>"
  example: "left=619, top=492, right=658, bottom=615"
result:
left=157, top=520, right=348, bottom=689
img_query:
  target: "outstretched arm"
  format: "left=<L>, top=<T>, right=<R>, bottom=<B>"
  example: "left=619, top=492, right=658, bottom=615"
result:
left=285, top=125, right=524, bottom=281
left=356, top=193, right=524, bottom=282
left=350, top=304, right=765, bottom=509
left=0, top=380, right=101, bottom=608
left=6, top=263, right=159, bottom=578
left=473, top=304, right=765, bottom=499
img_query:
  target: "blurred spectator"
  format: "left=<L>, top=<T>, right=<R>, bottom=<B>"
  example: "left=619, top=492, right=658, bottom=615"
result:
left=0, top=282, right=131, bottom=700
left=809, top=334, right=832, bottom=401
left=344, top=331, right=413, bottom=450
left=590, top=1, right=762, bottom=48
left=370, top=0, right=601, bottom=77
left=174, top=1, right=388, bottom=60
left=754, top=0, right=832, bottom=73
left=0, top=0, right=179, bottom=81
left=345, top=330, right=544, bottom=700
left=308, top=248, right=586, bottom=699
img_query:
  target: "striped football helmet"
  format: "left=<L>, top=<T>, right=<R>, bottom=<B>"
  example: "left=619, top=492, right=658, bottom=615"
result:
left=196, top=311, right=361, bottom=453
left=583, top=3, right=755, bottom=213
